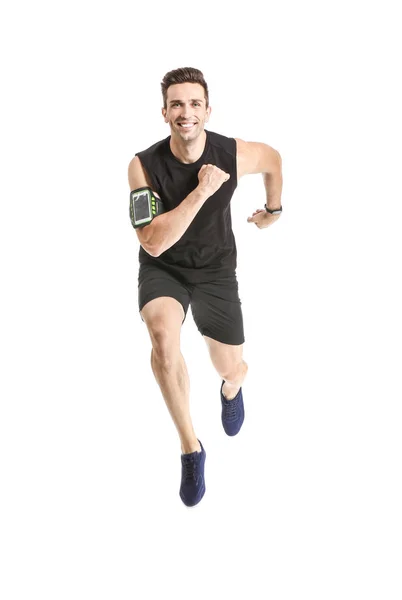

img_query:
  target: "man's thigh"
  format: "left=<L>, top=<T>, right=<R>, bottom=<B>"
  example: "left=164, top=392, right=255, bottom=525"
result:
left=138, top=267, right=191, bottom=326
left=190, top=275, right=245, bottom=346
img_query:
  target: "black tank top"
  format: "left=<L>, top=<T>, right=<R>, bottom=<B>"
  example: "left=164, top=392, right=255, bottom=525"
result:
left=135, top=130, right=238, bottom=284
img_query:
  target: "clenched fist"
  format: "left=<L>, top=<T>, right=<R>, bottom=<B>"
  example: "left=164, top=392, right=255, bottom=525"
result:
left=197, top=164, right=230, bottom=197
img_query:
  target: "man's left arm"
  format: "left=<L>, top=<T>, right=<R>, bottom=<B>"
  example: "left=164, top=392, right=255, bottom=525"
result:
left=235, top=138, right=283, bottom=229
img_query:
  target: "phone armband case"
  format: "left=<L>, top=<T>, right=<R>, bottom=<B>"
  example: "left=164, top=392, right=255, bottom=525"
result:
left=129, top=187, right=165, bottom=229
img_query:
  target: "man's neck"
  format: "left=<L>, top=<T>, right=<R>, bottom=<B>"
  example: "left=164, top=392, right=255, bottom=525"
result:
left=169, top=130, right=207, bottom=164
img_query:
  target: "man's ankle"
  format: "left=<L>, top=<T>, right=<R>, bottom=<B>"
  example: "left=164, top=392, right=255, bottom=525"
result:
left=181, top=438, right=201, bottom=454
left=222, top=381, right=241, bottom=400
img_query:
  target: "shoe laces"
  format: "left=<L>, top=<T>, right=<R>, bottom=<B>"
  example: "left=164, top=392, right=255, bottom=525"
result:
left=182, top=455, right=198, bottom=482
left=223, top=395, right=239, bottom=421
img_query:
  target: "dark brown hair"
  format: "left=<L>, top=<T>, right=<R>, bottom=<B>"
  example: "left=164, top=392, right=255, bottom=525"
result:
left=161, top=67, right=209, bottom=109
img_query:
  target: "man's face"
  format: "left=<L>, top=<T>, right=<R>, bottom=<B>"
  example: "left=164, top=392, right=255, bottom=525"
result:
left=162, top=82, right=211, bottom=141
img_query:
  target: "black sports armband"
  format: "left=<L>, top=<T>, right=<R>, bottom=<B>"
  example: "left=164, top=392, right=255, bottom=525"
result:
left=129, top=186, right=165, bottom=229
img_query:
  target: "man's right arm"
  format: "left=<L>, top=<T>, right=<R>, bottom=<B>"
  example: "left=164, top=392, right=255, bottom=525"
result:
left=128, top=156, right=216, bottom=257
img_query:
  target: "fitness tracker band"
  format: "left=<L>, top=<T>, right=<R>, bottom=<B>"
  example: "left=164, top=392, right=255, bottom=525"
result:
left=265, top=204, right=282, bottom=214
left=130, top=186, right=165, bottom=229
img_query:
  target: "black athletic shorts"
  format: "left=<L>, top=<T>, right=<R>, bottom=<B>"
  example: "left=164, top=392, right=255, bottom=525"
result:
left=138, top=266, right=245, bottom=345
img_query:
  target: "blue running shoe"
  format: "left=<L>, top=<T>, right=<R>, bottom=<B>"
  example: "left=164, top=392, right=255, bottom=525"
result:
left=220, top=380, right=245, bottom=436
left=179, top=440, right=206, bottom=507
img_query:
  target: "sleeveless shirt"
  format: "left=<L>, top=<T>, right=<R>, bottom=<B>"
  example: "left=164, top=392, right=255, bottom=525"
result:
left=135, top=130, right=238, bottom=284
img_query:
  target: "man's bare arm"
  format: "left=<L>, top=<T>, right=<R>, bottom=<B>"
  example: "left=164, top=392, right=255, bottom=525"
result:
left=235, top=138, right=283, bottom=210
left=128, top=157, right=226, bottom=257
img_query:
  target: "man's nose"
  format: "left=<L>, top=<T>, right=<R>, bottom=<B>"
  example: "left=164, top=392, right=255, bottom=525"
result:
left=181, top=104, right=193, bottom=119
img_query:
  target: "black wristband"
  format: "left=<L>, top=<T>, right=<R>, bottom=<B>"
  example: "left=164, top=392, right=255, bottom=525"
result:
left=265, top=204, right=282, bottom=214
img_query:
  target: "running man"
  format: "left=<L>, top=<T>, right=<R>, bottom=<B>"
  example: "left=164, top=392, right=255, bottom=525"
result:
left=128, top=67, right=283, bottom=506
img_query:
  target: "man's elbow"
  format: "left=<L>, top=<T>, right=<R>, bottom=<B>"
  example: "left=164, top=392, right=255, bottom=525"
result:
left=142, top=241, right=161, bottom=258
left=144, top=238, right=165, bottom=257
left=262, top=146, right=282, bottom=174
left=150, top=247, right=162, bottom=258
left=273, top=149, right=282, bottom=169
left=144, top=219, right=166, bottom=257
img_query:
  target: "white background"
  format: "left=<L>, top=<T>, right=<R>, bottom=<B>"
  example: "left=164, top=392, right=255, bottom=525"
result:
left=1, top=1, right=401, bottom=598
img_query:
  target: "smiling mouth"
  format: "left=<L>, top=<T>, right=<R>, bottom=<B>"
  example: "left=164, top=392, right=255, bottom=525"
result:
left=177, top=122, right=196, bottom=129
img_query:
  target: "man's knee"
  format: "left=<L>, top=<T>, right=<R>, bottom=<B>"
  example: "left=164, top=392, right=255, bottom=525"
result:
left=222, top=359, right=248, bottom=384
left=141, top=297, right=183, bottom=355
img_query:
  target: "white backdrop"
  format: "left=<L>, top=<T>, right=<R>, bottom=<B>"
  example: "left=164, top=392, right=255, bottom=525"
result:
left=1, top=1, right=401, bottom=598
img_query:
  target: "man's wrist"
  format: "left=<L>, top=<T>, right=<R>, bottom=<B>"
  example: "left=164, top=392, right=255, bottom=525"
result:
left=195, top=186, right=211, bottom=203
left=265, top=204, right=282, bottom=214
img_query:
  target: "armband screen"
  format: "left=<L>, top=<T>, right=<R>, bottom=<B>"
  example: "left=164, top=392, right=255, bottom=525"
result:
left=134, top=191, right=151, bottom=222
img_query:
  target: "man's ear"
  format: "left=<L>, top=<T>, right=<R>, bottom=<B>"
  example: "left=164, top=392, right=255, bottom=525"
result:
left=205, top=106, right=212, bottom=122
left=161, top=107, right=168, bottom=122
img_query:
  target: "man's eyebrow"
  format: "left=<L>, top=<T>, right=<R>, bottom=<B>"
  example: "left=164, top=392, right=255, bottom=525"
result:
left=169, top=98, right=204, bottom=104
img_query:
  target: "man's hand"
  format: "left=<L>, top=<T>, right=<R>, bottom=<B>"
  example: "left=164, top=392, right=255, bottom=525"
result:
left=197, top=164, right=230, bottom=197
left=247, top=208, right=280, bottom=229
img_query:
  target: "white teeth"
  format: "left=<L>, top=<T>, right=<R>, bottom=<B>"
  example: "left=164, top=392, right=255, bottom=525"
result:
left=180, top=123, right=195, bottom=128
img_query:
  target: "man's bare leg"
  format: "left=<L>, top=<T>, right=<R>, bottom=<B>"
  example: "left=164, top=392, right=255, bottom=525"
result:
left=141, top=297, right=200, bottom=454
left=203, top=335, right=248, bottom=398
